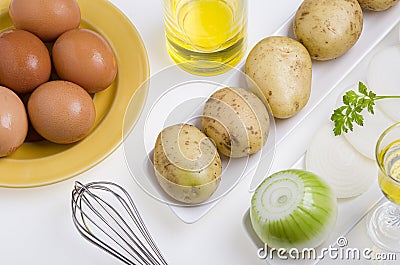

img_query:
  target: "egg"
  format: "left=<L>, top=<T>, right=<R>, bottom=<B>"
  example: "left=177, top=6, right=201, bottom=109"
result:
left=9, top=0, right=81, bottom=42
left=27, top=80, right=96, bottom=144
left=0, top=29, right=51, bottom=94
left=52, top=28, right=118, bottom=93
left=0, top=86, right=28, bottom=157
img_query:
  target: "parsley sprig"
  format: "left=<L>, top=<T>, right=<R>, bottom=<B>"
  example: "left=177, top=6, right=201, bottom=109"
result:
left=330, top=82, right=400, bottom=136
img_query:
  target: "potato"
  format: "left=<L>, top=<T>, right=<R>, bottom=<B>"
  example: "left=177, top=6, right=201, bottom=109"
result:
left=202, top=87, right=270, bottom=157
left=293, top=0, right=363, bottom=61
left=357, top=0, right=399, bottom=11
left=245, top=36, right=312, bottom=119
left=153, top=123, right=221, bottom=204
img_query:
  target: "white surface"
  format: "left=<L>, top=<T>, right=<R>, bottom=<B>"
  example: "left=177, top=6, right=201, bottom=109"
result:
left=1, top=1, right=399, bottom=265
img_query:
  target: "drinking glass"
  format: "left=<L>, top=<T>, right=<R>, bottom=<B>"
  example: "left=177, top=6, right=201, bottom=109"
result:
left=367, top=122, right=400, bottom=252
left=162, top=0, right=247, bottom=76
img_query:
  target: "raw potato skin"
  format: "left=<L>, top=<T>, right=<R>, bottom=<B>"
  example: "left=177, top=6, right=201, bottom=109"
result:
left=293, top=0, right=363, bottom=61
left=358, top=0, right=399, bottom=11
left=153, top=124, right=222, bottom=204
left=202, top=87, right=270, bottom=157
left=245, top=36, right=312, bottom=119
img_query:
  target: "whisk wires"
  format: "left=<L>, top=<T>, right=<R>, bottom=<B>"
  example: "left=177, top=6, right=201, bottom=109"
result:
left=72, top=181, right=168, bottom=265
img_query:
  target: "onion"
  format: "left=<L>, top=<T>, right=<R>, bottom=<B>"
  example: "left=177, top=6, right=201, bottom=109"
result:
left=305, top=124, right=377, bottom=198
left=367, top=45, right=400, bottom=121
left=250, top=169, right=337, bottom=249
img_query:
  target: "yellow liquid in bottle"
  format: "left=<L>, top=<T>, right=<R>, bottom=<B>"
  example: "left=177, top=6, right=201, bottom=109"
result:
left=179, top=1, right=234, bottom=51
left=378, top=140, right=400, bottom=205
left=165, top=0, right=247, bottom=75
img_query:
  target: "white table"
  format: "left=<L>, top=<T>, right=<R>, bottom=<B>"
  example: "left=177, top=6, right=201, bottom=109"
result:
left=2, top=0, right=398, bottom=264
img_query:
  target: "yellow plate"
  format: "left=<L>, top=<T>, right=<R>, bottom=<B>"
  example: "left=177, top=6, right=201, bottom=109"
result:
left=0, top=0, right=149, bottom=187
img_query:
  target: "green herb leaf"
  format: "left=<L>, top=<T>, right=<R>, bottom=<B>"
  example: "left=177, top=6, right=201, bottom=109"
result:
left=330, top=82, right=380, bottom=135
left=331, top=82, right=400, bottom=135
left=358, top=81, right=368, bottom=95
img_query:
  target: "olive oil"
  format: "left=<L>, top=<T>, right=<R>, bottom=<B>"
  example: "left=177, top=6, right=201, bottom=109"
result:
left=378, top=139, right=400, bottom=204
left=164, top=0, right=247, bottom=75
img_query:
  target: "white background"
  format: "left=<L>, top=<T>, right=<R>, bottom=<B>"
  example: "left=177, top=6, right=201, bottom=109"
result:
left=2, top=0, right=397, bottom=265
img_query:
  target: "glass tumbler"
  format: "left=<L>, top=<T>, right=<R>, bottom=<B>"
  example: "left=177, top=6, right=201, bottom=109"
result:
left=162, top=0, right=247, bottom=76
left=367, top=122, right=400, bottom=252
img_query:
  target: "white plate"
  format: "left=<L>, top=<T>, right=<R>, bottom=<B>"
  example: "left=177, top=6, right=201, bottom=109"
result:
left=123, top=64, right=276, bottom=223
left=243, top=11, right=400, bottom=265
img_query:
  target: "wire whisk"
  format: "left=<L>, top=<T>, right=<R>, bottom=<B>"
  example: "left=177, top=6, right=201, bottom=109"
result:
left=71, top=181, right=168, bottom=265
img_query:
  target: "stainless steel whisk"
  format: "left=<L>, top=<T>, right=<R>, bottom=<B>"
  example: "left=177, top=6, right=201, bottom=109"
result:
left=71, top=181, right=168, bottom=265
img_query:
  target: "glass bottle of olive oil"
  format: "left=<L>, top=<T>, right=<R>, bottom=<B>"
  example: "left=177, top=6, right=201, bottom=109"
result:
left=163, top=0, right=247, bottom=76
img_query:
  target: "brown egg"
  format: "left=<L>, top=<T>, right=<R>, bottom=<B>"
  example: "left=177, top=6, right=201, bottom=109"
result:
left=9, top=0, right=81, bottom=42
left=0, top=29, right=51, bottom=94
left=52, top=28, right=118, bottom=93
left=27, top=80, right=96, bottom=144
left=0, top=86, right=28, bottom=157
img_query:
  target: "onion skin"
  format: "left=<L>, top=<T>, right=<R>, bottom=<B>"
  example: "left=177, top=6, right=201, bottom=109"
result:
left=250, top=169, right=338, bottom=249
left=306, top=123, right=377, bottom=198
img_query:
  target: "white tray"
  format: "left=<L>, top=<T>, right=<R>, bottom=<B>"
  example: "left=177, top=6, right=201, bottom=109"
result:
left=243, top=12, right=400, bottom=265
